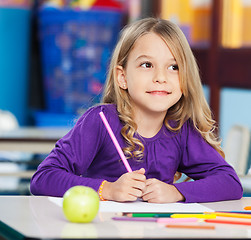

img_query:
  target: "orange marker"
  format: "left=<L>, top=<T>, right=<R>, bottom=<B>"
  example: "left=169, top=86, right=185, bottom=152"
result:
left=244, top=206, right=251, bottom=210
left=214, top=211, right=251, bottom=219
left=166, top=224, right=215, bottom=230
left=205, top=219, right=251, bottom=226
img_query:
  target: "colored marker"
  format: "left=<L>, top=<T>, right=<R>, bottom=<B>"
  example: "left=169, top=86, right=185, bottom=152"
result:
left=112, top=217, right=198, bottom=223
left=244, top=206, right=251, bottom=210
left=205, top=219, right=251, bottom=226
left=219, top=211, right=251, bottom=214
left=125, top=213, right=173, bottom=218
left=157, top=218, right=198, bottom=224
left=112, top=217, right=156, bottom=222
left=213, top=212, right=251, bottom=219
left=123, top=212, right=204, bottom=218
left=166, top=224, right=215, bottom=230
left=99, top=111, right=132, bottom=172
left=171, top=213, right=216, bottom=219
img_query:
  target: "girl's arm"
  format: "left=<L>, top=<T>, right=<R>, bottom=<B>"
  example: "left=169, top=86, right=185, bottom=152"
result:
left=30, top=105, right=147, bottom=200
left=141, top=121, right=243, bottom=204
left=174, top=121, right=243, bottom=203
left=30, top=107, right=106, bottom=197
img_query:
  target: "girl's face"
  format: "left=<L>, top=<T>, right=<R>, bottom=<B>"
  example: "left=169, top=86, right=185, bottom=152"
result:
left=117, top=32, right=182, bottom=118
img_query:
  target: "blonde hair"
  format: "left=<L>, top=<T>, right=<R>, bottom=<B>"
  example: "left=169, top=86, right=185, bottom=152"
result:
left=102, top=18, right=225, bottom=159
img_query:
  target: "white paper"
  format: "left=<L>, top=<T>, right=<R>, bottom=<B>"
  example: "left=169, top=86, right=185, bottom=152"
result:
left=48, top=197, right=214, bottom=213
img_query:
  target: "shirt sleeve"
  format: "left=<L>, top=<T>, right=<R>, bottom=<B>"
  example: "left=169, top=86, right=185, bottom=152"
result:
left=30, top=106, right=107, bottom=197
left=173, top=121, right=243, bottom=203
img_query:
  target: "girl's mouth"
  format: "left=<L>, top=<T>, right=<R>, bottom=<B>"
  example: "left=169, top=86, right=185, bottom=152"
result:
left=146, top=91, right=171, bottom=95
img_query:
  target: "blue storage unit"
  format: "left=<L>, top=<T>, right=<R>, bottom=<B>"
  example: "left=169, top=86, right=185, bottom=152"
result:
left=38, top=8, right=122, bottom=114
left=33, top=111, right=77, bottom=127
left=0, top=8, right=31, bottom=126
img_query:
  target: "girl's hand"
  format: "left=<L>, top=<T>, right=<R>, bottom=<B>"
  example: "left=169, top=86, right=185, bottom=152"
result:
left=142, top=178, right=184, bottom=203
left=102, top=168, right=146, bottom=202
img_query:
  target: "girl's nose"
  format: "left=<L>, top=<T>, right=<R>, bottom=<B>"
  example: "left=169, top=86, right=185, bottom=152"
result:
left=153, top=68, right=167, bottom=84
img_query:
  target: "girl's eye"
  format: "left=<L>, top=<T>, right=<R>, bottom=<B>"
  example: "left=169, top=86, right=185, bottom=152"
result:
left=141, top=62, right=152, bottom=68
left=168, top=64, right=179, bottom=71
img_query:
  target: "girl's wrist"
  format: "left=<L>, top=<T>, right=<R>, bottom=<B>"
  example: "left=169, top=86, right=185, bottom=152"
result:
left=98, top=180, right=108, bottom=201
left=98, top=180, right=112, bottom=201
left=173, top=185, right=185, bottom=202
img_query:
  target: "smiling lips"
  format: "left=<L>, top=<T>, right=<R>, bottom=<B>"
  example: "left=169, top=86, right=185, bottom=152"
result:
left=146, top=90, right=171, bottom=95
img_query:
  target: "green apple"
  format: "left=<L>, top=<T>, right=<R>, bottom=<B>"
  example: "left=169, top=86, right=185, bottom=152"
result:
left=62, top=186, right=99, bottom=223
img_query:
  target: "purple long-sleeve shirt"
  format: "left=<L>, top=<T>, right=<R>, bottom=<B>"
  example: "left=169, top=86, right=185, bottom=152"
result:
left=30, top=104, right=243, bottom=202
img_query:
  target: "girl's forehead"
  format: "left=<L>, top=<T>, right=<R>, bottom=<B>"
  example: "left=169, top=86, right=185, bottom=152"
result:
left=134, top=32, right=165, bottom=45
left=129, top=32, right=174, bottom=58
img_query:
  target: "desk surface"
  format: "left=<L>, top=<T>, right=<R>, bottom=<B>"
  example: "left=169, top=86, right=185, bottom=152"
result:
left=1, top=196, right=251, bottom=240
left=0, top=127, right=70, bottom=141
left=0, top=127, right=70, bottom=153
left=0, top=127, right=70, bottom=180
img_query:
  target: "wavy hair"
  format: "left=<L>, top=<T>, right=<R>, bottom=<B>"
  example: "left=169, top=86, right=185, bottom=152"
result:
left=102, top=18, right=224, bottom=160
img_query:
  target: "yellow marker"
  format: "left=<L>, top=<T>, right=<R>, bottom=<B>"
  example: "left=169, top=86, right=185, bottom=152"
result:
left=171, top=213, right=217, bottom=219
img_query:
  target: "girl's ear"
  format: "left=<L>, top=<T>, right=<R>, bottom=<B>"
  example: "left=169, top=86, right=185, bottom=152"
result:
left=116, top=65, right=127, bottom=89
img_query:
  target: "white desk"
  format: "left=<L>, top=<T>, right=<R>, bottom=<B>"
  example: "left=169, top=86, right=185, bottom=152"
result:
left=1, top=196, right=251, bottom=239
left=0, top=127, right=70, bottom=153
left=0, top=127, right=70, bottom=179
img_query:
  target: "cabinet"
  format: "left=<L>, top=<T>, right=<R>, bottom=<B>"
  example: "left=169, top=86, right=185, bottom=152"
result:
left=193, top=0, right=251, bottom=125
left=154, top=0, right=251, bottom=126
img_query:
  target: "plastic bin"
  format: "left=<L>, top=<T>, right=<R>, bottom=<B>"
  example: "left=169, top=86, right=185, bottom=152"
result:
left=38, top=8, right=122, bottom=114
left=33, top=111, right=77, bottom=127
left=0, top=7, right=31, bottom=126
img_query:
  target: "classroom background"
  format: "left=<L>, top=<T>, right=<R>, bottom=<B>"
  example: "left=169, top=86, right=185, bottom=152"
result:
left=0, top=0, right=251, bottom=195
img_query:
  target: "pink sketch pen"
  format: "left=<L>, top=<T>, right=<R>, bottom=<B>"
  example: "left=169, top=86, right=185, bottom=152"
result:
left=99, top=111, right=132, bottom=172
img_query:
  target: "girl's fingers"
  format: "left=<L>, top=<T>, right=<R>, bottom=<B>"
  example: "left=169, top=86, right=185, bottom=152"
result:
left=134, top=168, right=145, bottom=175
left=131, top=172, right=146, bottom=182
left=142, top=184, right=153, bottom=197
left=129, top=188, right=143, bottom=198
left=126, top=195, right=138, bottom=201
left=110, top=169, right=146, bottom=201
left=143, top=178, right=155, bottom=192
left=145, top=178, right=157, bottom=186
left=142, top=178, right=162, bottom=202
left=142, top=187, right=157, bottom=202
left=133, top=180, right=146, bottom=191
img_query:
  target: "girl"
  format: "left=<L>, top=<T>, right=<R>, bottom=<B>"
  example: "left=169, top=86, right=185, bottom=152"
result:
left=30, top=18, right=243, bottom=203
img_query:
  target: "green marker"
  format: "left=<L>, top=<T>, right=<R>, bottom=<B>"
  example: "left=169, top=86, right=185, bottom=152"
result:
left=124, top=212, right=203, bottom=218
left=132, top=213, right=173, bottom=218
